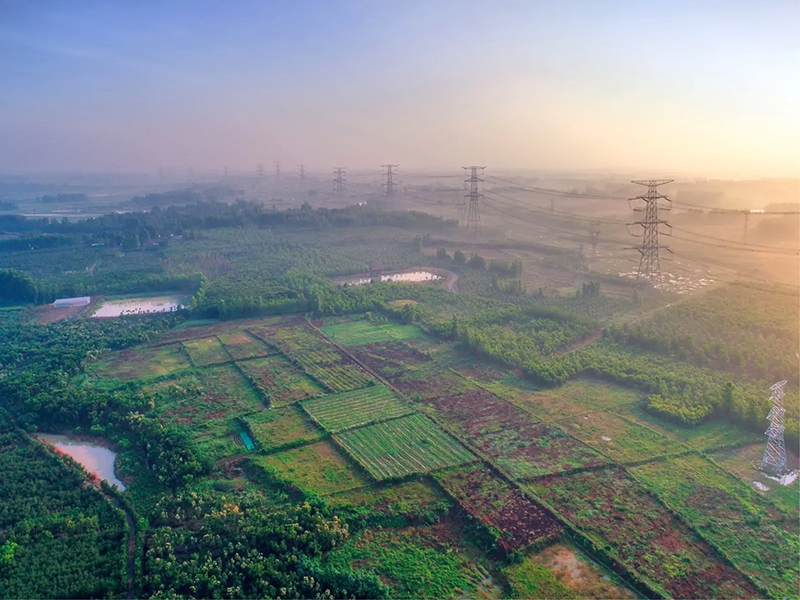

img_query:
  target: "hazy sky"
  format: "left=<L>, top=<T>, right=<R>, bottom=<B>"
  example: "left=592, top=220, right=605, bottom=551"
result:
left=1, top=0, right=798, bottom=177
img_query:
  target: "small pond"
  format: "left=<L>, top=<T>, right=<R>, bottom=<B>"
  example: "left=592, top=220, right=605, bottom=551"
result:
left=337, top=270, right=443, bottom=286
left=91, top=295, right=188, bottom=317
left=35, top=433, right=126, bottom=491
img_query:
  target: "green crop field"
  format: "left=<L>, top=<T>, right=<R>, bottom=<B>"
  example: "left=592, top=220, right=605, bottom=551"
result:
left=90, top=343, right=190, bottom=381
left=182, top=336, right=231, bottom=366
left=199, top=364, right=264, bottom=413
left=321, top=319, right=424, bottom=346
left=301, top=385, right=413, bottom=432
left=632, top=455, right=799, bottom=598
left=301, top=362, right=374, bottom=393
left=238, top=354, right=325, bottom=405
left=217, top=331, right=274, bottom=360
left=252, top=440, right=368, bottom=495
left=326, top=479, right=452, bottom=525
left=558, top=411, right=686, bottom=463
left=335, top=413, right=475, bottom=480
left=245, top=405, right=323, bottom=450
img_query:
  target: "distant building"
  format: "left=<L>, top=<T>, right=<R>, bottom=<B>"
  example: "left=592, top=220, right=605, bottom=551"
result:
left=54, top=296, right=91, bottom=308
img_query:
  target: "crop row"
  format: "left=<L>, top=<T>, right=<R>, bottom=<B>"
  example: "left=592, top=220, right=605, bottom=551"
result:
left=335, top=414, right=475, bottom=480
left=301, top=385, right=412, bottom=432
left=303, top=363, right=373, bottom=393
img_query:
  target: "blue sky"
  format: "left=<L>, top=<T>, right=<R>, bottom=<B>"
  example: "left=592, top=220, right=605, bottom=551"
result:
left=1, top=0, right=798, bottom=176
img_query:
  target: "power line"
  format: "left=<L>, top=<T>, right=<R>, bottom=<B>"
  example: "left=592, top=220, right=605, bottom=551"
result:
left=627, top=179, right=674, bottom=290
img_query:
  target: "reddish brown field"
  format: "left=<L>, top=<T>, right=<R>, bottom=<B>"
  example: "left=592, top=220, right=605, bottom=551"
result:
left=349, top=341, right=432, bottom=379
left=436, top=464, right=561, bottom=553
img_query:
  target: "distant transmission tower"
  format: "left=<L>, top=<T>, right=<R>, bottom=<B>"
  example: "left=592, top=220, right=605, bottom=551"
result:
left=627, top=179, right=673, bottom=289
left=298, top=164, right=306, bottom=184
left=550, top=198, right=556, bottom=214
left=274, top=161, right=281, bottom=185
left=381, top=164, right=399, bottom=197
left=223, top=165, right=228, bottom=179
left=333, top=167, right=347, bottom=196
left=575, top=242, right=587, bottom=288
left=256, top=163, right=264, bottom=177
left=589, top=222, right=600, bottom=257
left=462, top=166, right=485, bottom=235
left=760, top=380, right=788, bottom=476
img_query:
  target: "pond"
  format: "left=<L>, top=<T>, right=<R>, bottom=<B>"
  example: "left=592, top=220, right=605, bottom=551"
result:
left=35, top=433, right=126, bottom=491
left=337, top=270, right=443, bottom=286
left=91, top=295, right=188, bottom=317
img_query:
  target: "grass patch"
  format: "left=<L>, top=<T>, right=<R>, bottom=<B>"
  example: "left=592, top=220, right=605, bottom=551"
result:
left=558, top=411, right=686, bottom=463
left=252, top=440, right=367, bottom=495
left=327, top=479, right=452, bottom=525
left=613, top=403, right=762, bottom=451
left=217, top=331, right=274, bottom=360
left=245, top=405, right=323, bottom=451
left=335, top=414, right=475, bottom=480
left=322, top=522, right=503, bottom=599
left=301, top=385, right=413, bottom=432
left=182, top=336, right=230, bottom=366
left=90, top=343, right=190, bottom=381
left=321, top=319, right=424, bottom=346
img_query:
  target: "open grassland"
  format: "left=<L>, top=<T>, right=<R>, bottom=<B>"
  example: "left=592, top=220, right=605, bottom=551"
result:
left=217, top=331, right=274, bottom=360
left=320, top=319, right=424, bottom=346
left=558, top=411, right=686, bottom=463
left=301, top=385, right=413, bottom=432
left=348, top=340, right=432, bottom=379
left=527, top=468, right=759, bottom=599
left=181, top=336, right=230, bottom=366
left=392, top=364, right=479, bottom=399
left=90, top=343, right=190, bottom=381
left=632, top=455, right=799, bottom=598
left=711, top=443, right=800, bottom=514
left=238, top=354, right=325, bottom=406
left=326, top=478, right=452, bottom=525
left=505, top=543, right=636, bottom=600
left=251, top=440, right=367, bottom=495
left=322, top=521, right=505, bottom=600
left=489, top=378, right=640, bottom=422
left=435, top=464, right=561, bottom=553
left=613, top=403, right=762, bottom=451
left=249, top=322, right=330, bottom=353
left=244, top=405, right=323, bottom=451
left=195, top=431, right=250, bottom=462
left=336, top=414, right=475, bottom=480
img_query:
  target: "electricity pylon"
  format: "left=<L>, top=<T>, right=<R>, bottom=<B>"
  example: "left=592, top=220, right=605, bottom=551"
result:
left=381, top=164, right=399, bottom=197
left=589, top=221, right=600, bottom=257
left=462, top=166, right=485, bottom=236
left=298, top=164, right=306, bottom=184
left=333, top=167, right=347, bottom=196
left=760, top=380, right=788, bottom=476
left=627, top=179, right=673, bottom=290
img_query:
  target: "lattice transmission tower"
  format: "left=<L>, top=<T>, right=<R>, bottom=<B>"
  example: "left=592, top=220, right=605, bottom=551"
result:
left=333, top=167, right=347, bottom=197
left=589, top=222, right=601, bottom=257
left=760, top=380, right=788, bottom=475
left=298, top=164, right=306, bottom=184
left=256, top=163, right=264, bottom=177
left=575, top=243, right=587, bottom=288
left=381, top=164, right=399, bottom=197
left=274, top=161, right=281, bottom=185
left=627, top=179, right=673, bottom=289
left=462, top=166, right=485, bottom=236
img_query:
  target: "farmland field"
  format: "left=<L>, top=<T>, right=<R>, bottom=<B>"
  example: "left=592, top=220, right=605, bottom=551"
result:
left=300, top=361, right=374, bottom=393
left=321, top=319, right=424, bottom=346
left=245, top=405, right=323, bottom=450
left=632, top=455, right=799, bottom=597
left=217, top=331, right=274, bottom=360
left=251, top=440, right=367, bottom=495
left=327, top=479, right=452, bottom=525
left=90, top=343, right=190, bottom=381
left=558, top=411, right=686, bottom=463
left=392, top=364, right=479, bottom=399
left=301, top=385, right=413, bottom=432
left=181, top=336, right=230, bottom=366
left=238, top=354, right=325, bottom=405
left=336, top=414, right=475, bottom=480
left=348, top=340, right=432, bottom=379
left=435, top=464, right=561, bottom=552
left=249, top=322, right=330, bottom=353
left=528, top=468, right=760, bottom=599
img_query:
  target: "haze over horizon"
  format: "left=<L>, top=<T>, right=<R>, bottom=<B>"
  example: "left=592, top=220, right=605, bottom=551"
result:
left=1, top=0, right=798, bottom=178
